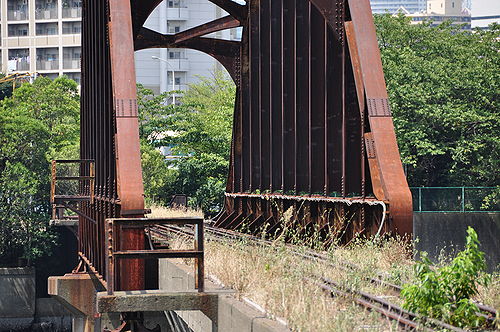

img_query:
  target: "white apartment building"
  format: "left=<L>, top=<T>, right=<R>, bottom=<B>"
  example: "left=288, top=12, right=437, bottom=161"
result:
left=0, top=0, right=81, bottom=83
left=370, top=0, right=427, bottom=14
left=135, top=0, right=241, bottom=96
left=0, top=0, right=239, bottom=94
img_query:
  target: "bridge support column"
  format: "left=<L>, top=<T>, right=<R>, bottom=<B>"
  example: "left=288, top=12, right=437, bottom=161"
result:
left=48, top=274, right=103, bottom=332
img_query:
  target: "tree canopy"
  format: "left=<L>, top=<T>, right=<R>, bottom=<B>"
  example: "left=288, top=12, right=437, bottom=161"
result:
left=0, top=76, right=79, bottom=265
left=138, top=71, right=235, bottom=215
left=375, top=16, right=499, bottom=187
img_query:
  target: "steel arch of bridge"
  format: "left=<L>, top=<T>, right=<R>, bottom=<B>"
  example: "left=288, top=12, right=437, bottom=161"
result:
left=79, top=0, right=412, bottom=291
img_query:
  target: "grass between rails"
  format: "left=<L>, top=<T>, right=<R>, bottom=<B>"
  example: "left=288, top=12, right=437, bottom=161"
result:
left=149, top=207, right=500, bottom=331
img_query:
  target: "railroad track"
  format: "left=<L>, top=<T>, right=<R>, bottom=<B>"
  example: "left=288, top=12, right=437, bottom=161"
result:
left=149, top=223, right=497, bottom=331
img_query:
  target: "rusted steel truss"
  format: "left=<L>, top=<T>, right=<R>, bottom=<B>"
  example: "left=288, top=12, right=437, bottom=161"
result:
left=79, top=0, right=412, bottom=291
left=132, top=0, right=412, bottom=241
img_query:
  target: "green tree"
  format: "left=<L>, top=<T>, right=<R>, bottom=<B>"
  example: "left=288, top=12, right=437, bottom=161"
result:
left=0, top=76, right=79, bottom=265
left=140, top=141, right=178, bottom=205
left=167, top=71, right=235, bottom=215
left=137, top=84, right=175, bottom=144
left=402, top=227, right=490, bottom=328
left=137, top=71, right=235, bottom=215
left=375, top=16, right=499, bottom=186
left=0, top=73, right=14, bottom=101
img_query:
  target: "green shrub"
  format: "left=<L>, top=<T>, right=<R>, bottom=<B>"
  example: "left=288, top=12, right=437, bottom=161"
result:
left=401, top=227, right=490, bottom=328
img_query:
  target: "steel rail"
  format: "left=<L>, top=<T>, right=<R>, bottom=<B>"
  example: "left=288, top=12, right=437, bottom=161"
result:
left=150, top=224, right=402, bottom=292
left=201, top=226, right=497, bottom=321
left=319, top=277, right=466, bottom=332
left=150, top=224, right=497, bottom=326
left=305, top=277, right=424, bottom=331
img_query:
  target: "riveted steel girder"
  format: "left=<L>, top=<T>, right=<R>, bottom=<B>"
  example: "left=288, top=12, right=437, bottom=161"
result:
left=79, top=0, right=412, bottom=289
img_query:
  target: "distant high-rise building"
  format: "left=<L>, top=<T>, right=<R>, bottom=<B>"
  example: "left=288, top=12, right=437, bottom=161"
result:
left=406, top=0, right=471, bottom=29
left=471, top=0, right=500, bottom=29
left=0, top=0, right=82, bottom=84
left=370, top=0, right=427, bottom=14
left=134, top=0, right=240, bottom=97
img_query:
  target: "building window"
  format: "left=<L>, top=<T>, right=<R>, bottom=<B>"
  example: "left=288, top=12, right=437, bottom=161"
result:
left=168, top=24, right=181, bottom=34
left=8, top=24, right=29, bottom=36
left=169, top=51, right=183, bottom=59
left=168, top=0, right=183, bottom=8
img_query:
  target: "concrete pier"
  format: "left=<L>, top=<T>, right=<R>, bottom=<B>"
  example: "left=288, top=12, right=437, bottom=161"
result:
left=48, top=262, right=289, bottom=332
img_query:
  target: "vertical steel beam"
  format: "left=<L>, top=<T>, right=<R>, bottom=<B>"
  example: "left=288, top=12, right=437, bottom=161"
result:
left=249, top=0, right=261, bottom=192
left=310, top=6, right=326, bottom=194
left=347, top=0, right=413, bottom=235
left=108, top=0, right=145, bottom=290
left=282, top=0, right=296, bottom=194
left=270, top=0, right=283, bottom=192
left=260, top=0, right=271, bottom=191
left=295, top=0, right=311, bottom=194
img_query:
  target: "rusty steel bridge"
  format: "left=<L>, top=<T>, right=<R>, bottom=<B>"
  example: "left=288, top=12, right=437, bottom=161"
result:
left=51, top=0, right=412, bottom=296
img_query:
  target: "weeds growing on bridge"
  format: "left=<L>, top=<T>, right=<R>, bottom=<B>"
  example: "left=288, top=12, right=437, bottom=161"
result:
left=151, top=207, right=499, bottom=331
left=402, top=227, right=493, bottom=328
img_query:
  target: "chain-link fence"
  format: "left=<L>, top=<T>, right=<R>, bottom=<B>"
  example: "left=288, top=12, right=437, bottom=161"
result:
left=411, top=187, right=500, bottom=212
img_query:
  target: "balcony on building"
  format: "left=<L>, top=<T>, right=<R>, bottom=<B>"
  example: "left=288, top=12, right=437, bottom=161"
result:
left=37, top=48, right=59, bottom=70
left=167, top=72, right=187, bottom=95
left=62, top=21, right=81, bottom=34
left=41, top=73, right=58, bottom=80
left=8, top=49, right=30, bottom=72
left=168, top=50, right=189, bottom=71
left=8, top=0, right=29, bottom=21
left=62, top=0, right=82, bottom=18
left=166, top=0, right=189, bottom=20
left=35, top=0, right=58, bottom=20
left=63, top=46, right=81, bottom=70
left=8, top=23, right=29, bottom=37
left=36, top=22, right=58, bottom=35
left=66, top=72, right=80, bottom=85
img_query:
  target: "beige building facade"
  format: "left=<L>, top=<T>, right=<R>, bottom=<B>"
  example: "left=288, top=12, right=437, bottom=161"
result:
left=405, top=0, right=471, bottom=29
left=0, top=0, right=81, bottom=83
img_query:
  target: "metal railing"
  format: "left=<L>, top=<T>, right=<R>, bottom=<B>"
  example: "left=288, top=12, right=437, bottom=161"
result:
left=50, top=159, right=95, bottom=221
left=62, top=7, right=81, bottom=18
left=35, top=8, right=58, bottom=20
left=106, top=217, right=204, bottom=294
left=410, top=187, right=499, bottom=212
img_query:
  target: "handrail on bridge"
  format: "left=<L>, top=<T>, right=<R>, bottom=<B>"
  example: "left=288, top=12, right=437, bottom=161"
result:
left=106, top=217, right=205, bottom=295
left=50, top=159, right=95, bottom=222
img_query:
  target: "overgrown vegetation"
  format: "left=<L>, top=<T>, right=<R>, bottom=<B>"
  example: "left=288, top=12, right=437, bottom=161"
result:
left=402, top=227, right=491, bottom=328
left=156, top=208, right=499, bottom=331
left=0, top=76, right=79, bottom=266
left=157, top=208, right=500, bottom=331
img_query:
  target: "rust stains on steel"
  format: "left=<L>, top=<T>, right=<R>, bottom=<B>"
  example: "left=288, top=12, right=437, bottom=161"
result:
left=79, top=0, right=412, bottom=291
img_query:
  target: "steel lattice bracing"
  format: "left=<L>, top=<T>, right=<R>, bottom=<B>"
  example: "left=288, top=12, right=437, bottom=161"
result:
left=79, top=0, right=412, bottom=291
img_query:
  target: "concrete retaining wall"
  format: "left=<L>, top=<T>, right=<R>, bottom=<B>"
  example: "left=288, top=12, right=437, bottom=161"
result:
left=0, top=267, right=35, bottom=330
left=0, top=268, right=72, bottom=331
left=414, top=212, right=500, bottom=271
left=33, top=298, right=72, bottom=331
left=159, top=259, right=290, bottom=332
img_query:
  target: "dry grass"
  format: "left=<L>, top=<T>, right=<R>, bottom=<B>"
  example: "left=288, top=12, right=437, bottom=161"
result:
left=147, top=205, right=203, bottom=219
left=477, top=272, right=500, bottom=310
left=150, top=207, right=500, bottom=331
left=203, top=240, right=402, bottom=331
